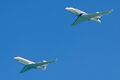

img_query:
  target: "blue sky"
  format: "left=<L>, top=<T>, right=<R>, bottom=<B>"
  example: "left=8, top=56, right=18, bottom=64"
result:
left=0, top=0, right=120, bottom=80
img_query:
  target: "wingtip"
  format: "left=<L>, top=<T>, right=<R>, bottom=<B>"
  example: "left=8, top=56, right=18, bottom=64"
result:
left=71, top=24, right=76, bottom=28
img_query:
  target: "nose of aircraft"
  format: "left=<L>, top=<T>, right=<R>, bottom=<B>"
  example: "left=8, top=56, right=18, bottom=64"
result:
left=65, top=7, right=71, bottom=11
left=65, top=7, right=68, bottom=10
left=14, top=56, right=20, bottom=60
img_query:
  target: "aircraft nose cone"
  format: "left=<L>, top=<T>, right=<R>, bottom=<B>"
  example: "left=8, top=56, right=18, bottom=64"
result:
left=14, top=56, right=20, bottom=59
left=65, top=7, right=71, bottom=10
left=14, top=57, right=17, bottom=59
left=65, top=7, right=69, bottom=10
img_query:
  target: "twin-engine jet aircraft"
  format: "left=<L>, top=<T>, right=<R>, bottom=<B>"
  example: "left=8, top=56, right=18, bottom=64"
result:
left=65, top=7, right=113, bottom=26
left=14, top=56, right=56, bottom=73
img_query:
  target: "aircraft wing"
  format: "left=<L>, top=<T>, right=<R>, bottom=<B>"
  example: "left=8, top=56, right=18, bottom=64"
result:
left=86, top=9, right=113, bottom=18
left=72, top=16, right=88, bottom=26
left=20, top=65, right=33, bottom=73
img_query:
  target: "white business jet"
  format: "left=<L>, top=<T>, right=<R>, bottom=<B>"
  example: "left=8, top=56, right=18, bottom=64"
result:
left=14, top=56, right=57, bottom=73
left=65, top=7, right=113, bottom=26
